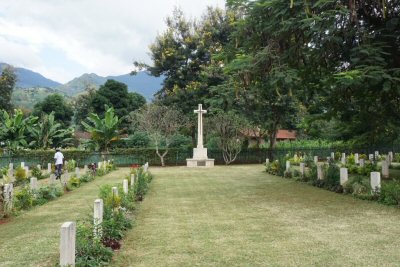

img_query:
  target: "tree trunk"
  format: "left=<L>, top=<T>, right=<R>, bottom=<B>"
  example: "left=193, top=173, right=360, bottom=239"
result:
left=156, top=145, right=169, bottom=167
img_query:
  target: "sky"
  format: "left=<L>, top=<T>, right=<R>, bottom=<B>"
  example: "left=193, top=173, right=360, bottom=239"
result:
left=0, top=0, right=226, bottom=83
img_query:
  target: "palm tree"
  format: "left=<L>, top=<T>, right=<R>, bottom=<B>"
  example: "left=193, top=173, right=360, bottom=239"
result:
left=29, top=112, right=74, bottom=149
left=81, top=107, right=122, bottom=152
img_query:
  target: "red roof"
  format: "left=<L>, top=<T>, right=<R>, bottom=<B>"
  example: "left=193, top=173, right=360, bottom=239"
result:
left=276, top=130, right=296, bottom=140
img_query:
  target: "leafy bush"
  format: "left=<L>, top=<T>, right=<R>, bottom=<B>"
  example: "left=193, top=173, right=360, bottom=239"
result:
left=75, top=221, right=113, bottom=266
left=14, top=187, right=33, bottom=210
left=67, top=176, right=81, bottom=188
left=379, top=181, right=400, bottom=206
left=325, top=163, right=340, bottom=190
left=80, top=174, right=94, bottom=183
left=14, top=166, right=27, bottom=184
left=66, top=159, right=76, bottom=172
left=33, top=185, right=63, bottom=205
left=31, top=166, right=44, bottom=180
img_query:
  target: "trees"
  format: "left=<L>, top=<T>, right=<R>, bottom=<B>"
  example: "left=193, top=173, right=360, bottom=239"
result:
left=208, top=111, right=247, bottom=165
left=90, top=79, right=146, bottom=129
left=0, top=66, right=17, bottom=112
left=29, top=112, right=74, bottom=149
left=81, top=107, right=122, bottom=152
left=33, top=94, right=73, bottom=127
left=135, top=105, right=185, bottom=166
left=0, top=109, right=37, bottom=152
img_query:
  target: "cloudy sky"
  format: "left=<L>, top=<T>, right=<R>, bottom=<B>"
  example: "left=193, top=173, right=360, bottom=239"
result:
left=0, top=0, right=225, bottom=83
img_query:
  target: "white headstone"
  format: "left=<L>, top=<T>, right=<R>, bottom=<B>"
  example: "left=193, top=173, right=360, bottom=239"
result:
left=381, top=160, right=389, bottom=179
left=50, top=174, right=56, bottom=184
left=37, top=164, right=41, bottom=170
left=285, top=161, right=290, bottom=171
left=3, top=183, right=13, bottom=210
left=317, top=164, right=324, bottom=180
left=341, top=153, right=346, bottom=165
left=93, top=199, right=103, bottom=238
left=8, top=163, right=13, bottom=177
left=24, top=166, right=29, bottom=177
left=314, top=156, right=318, bottom=164
left=369, top=154, right=374, bottom=161
left=21, top=162, right=25, bottom=168
left=331, top=152, right=335, bottom=161
left=370, top=172, right=381, bottom=193
left=359, top=159, right=365, bottom=167
left=123, top=179, right=129, bottom=194
left=84, top=165, right=88, bottom=173
left=300, top=163, right=305, bottom=176
left=375, top=151, right=379, bottom=158
left=30, top=177, right=38, bottom=190
left=130, top=174, right=135, bottom=188
left=60, top=221, right=76, bottom=267
left=112, top=186, right=118, bottom=196
left=75, top=167, right=80, bottom=178
left=354, top=153, right=359, bottom=164
left=340, top=168, right=348, bottom=185
left=98, top=162, right=102, bottom=170
left=388, top=151, right=393, bottom=163
left=265, top=158, right=270, bottom=165
left=48, top=163, right=52, bottom=174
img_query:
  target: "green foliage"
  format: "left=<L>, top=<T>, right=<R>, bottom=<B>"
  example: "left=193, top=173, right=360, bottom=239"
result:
left=75, top=221, right=113, bottom=266
left=0, top=109, right=37, bottom=152
left=79, top=173, right=94, bottom=183
left=32, top=94, right=73, bottom=127
left=379, top=181, right=400, bottom=206
left=0, top=65, right=16, bottom=112
left=29, top=112, right=73, bottom=149
left=66, top=159, right=76, bottom=172
left=325, top=163, right=341, bottom=192
left=82, top=106, right=122, bottom=152
left=14, top=186, right=33, bottom=210
left=33, top=185, right=63, bottom=205
left=126, top=131, right=151, bottom=148
left=32, top=166, right=45, bottom=180
left=14, top=166, right=27, bottom=184
left=67, top=176, right=81, bottom=188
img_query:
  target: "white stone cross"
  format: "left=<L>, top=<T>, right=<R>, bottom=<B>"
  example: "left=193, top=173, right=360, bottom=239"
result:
left=194, top=104, right=207, bottom=148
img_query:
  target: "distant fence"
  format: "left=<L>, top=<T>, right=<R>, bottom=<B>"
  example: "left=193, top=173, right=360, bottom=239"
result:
left=0, top=145, right=399, bottom=168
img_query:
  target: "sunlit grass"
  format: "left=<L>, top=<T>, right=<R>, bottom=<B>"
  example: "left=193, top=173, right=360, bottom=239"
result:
left=114, top=165, right=400, bottom=267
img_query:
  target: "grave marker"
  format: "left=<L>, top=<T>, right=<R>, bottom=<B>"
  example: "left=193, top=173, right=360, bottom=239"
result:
left=123, top=179, right=129, bottom=194
left=300, top=163, right=305, bottom=177
left=130, top=174, right=135, bottom=188
left=93, top=199, right=103, bottom=238
left=341, top=153, right=346, bottom=165
left=30, top=177, right=38, bottom=190
left=317, top=164, right=324, bottom=180
left=60, top=221, right=76, bottom=267
left=381, top=160, right=389, bottom=179
left=285, top=161, right=290, bottom=172
left=331, top=152, right=335, bottom=161
left=112, top=187, right=118, bottom=197
left=354, top=153, right=359, bottom=164
left=340, top=168, right=348, bottom=185
left=370, top=172, right=381, bottom=193
left=359, top=159, right=365, bottom=167
left=314, top=156, right=318, bottom=164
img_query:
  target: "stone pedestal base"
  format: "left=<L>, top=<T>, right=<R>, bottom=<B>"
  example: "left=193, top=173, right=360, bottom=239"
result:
left=186, top=158, right=215, bottom=168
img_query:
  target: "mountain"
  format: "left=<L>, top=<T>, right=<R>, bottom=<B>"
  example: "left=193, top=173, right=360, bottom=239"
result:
left=0, top=63, right=62, bottom=88
left=57, top=72, right=163, bottom=100
left=12, top=87, right=66, bottom=110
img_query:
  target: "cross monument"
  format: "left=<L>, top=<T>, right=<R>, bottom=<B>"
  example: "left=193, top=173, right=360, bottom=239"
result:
left=186, top=104, right=214, bottom=167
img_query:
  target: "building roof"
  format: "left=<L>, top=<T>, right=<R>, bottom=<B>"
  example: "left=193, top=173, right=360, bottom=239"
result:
left=276, top=130, right=296, bottom=140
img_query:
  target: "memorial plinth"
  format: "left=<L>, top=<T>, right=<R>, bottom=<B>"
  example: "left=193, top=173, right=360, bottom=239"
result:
left=187, top=104, right=214, bottom=168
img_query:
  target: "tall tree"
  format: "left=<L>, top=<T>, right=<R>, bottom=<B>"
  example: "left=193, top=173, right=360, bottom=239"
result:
left=0, top=66, right=17, bottom=112
left=33, top=94, right=73, bottom=127
left=134, top=105, right=186, bottom=167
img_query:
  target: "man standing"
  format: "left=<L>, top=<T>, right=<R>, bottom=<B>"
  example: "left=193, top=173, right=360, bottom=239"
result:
left=54, top=148, right=64, bottom=179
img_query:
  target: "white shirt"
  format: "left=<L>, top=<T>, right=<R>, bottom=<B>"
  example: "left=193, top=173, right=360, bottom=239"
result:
left=54, top=151, right=64, bottom=165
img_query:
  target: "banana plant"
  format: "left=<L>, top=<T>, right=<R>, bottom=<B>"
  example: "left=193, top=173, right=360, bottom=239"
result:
left=81, top=106, right=122, bottom=152
left=0, top=109, right=37, bottom=152
left=29, top=112, right=74, bottom=149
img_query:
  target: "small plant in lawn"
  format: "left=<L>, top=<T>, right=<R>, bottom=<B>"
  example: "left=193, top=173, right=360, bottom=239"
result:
left=31, top=166, right=44, bottom=180
left=67, top=176, right=81, bottom=189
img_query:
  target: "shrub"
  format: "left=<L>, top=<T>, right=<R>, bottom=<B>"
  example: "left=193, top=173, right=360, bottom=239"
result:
left=31, top=166, right=43, bottom=180
left=75, top=221, right=113, bottom=266
left=66, top=159, right=76, bottom=172
left=14, top=187, right=34, bottom=210
left=80, top=174, right=94, bottom=183
left=14, top=167, right=27, bottom=184
left=67, top=176, right=81, bottom=188
left=325, top=163, right=340, bottom=190
left=379, top=181, right=400, bottom=206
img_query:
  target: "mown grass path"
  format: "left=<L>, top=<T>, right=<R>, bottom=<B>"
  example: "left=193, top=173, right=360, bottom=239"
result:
left=0, top=168, right=130, bottom=267
left=114, top=165, right=400, bottom=267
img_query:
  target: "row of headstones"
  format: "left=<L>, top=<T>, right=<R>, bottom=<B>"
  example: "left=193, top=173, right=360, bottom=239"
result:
left=59, top=173, right=138, bottom=266
left=280, top=160, right=382, bottom=192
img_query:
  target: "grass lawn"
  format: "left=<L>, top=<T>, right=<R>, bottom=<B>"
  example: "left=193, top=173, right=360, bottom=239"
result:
left=0, top=168, right=130, bottom=267
left=114, top=165, right=400, bottom=267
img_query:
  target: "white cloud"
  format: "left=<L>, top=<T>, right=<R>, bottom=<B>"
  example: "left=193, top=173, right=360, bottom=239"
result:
left=0, top=0, right=225, bottom=83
